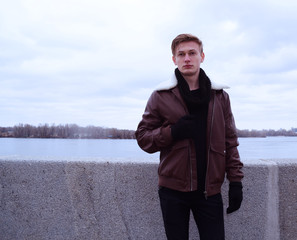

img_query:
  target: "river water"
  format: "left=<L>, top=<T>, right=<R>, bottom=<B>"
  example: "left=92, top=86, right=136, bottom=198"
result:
left=0, top=137, right=296, bottom=163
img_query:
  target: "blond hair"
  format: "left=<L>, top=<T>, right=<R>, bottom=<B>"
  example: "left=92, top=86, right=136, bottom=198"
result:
left=171, top=34, right=203, bottom=55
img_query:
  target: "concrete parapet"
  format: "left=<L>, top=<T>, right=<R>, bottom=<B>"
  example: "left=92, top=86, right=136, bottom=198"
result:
left=0, top=158, right=296, bottom=240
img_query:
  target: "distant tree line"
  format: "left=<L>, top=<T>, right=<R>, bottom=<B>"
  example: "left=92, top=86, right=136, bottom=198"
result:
left=237, top=128, right=297, bottom=137
left=0, top=124, right=135, bottom=139
left=0, top=124, right=296, bottom=139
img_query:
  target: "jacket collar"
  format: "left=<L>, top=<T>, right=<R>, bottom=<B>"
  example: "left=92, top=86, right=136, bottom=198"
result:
left=155, top=72, right=229, bottom=91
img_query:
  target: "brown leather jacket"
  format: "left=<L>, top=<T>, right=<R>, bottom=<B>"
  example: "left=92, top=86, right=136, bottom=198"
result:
left=135, top=75, right=244, bottom=197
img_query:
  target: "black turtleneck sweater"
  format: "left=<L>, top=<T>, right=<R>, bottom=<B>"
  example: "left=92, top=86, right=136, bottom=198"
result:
left=186, top=89, right=208, bottom=192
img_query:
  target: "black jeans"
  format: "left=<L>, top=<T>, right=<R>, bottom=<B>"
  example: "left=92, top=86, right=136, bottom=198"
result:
left=158, top=187, right=225, bottom=240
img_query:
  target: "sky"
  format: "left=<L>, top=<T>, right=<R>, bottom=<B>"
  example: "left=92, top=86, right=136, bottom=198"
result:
left=1, top=0, right=297, bottom=131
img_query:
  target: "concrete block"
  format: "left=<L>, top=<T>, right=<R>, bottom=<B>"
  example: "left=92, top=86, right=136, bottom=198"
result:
left=0, top=160, right=76, bottom=240
left=277, top=160, right=297, bottom=240
left=0, top=158, right=296, bottom=240
left=222, top=160, right=280, bottom=240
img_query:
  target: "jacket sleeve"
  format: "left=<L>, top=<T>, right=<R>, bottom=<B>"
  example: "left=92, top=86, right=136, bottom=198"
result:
left=223, top=91, right=244, bottom=182
left=135, top=91, right=173, bottom=153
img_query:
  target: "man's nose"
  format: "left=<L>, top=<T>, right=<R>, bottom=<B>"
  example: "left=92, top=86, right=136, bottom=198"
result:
left=184, top=54, right=190, bottom=61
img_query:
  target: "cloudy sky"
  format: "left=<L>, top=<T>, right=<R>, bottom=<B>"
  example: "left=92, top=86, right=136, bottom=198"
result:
left=1, top=0, right=296, bottom=131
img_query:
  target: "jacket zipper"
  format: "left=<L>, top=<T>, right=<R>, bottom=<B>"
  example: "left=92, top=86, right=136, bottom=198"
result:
left=173, top=90, right=193, bottom=192
left=189, top=141, right=193, bottom=191
left=172, top=88, right=194, bottom=192
left=204, top=95, right=215, bottom=200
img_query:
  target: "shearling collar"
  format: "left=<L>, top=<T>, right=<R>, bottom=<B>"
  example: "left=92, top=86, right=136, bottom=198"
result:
left=155, top=72, right=229, bottom=91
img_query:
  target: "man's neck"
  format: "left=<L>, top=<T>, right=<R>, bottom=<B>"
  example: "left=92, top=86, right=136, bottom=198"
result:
left=182, top=70, right=200, bottom=90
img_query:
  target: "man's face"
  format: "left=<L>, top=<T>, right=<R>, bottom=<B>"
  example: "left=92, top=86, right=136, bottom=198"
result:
left=172, top=41, right=205, bottom=77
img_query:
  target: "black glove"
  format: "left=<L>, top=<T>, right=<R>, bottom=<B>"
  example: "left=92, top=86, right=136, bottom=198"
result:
left=227, top=182, right=243, bottom=214
left=171, top=115, right=197, bottom=140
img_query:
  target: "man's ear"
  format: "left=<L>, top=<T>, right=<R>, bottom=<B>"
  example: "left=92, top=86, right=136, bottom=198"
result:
left=172, top=56, right=177, bottom=65
left=201, top=52, right=205, bottom=63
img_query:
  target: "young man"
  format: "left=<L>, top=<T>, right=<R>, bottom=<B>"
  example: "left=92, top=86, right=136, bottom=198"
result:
left=135, top=34, right=244, bottom=240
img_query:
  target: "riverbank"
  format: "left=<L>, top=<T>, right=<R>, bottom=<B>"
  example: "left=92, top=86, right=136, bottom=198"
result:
left=1, top=124, right=297, bottom=138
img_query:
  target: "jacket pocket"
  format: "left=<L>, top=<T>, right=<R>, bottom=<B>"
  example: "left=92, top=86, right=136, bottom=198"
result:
left=209, top=142, right=226, bottom=184
left=159, top=140, right=189, bottom=181
left=210, top=141, right=226, bottom=157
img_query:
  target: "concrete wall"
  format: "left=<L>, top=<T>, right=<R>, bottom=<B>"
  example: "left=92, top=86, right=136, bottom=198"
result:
left=0, top=158, right=296, bottom=240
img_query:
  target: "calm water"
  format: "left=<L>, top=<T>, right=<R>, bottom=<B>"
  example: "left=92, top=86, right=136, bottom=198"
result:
left=0, top=137, right=296, bottom=163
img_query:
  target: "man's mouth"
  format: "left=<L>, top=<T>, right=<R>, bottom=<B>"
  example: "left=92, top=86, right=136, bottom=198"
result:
left=183, top=65, right=192, bottom=69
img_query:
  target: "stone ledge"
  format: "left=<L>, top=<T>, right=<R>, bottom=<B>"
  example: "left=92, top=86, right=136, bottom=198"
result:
left=0, top=158, right=296, bottom=240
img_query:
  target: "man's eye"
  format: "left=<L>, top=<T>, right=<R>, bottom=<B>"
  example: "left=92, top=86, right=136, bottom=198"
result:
left=178, top=53, right=185, bottom=56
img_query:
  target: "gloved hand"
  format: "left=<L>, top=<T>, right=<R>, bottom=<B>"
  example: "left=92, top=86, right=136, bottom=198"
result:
left=171, top=115, right=197, bottom=140
left=227, top=182, right=243, bottom=214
